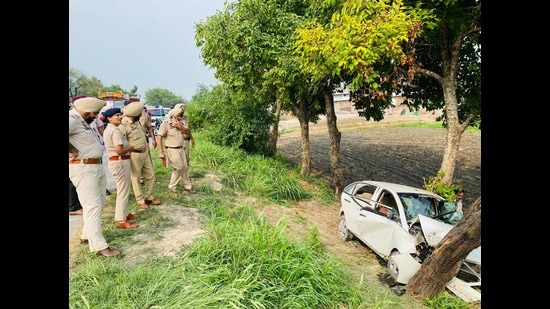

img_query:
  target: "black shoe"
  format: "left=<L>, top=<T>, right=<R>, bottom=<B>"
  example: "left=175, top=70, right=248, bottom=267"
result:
left=106, top=189, right=111, bottom=195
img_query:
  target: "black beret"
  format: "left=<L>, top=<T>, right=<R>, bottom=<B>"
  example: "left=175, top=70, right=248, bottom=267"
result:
left=103, top=108, right=122, bottom=118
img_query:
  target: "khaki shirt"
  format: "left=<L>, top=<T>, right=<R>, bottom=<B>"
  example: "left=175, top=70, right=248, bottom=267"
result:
left=157, top=119, right=184, bottom=147
left=120, top=117, right=149, bottom=151
left=180, top=115, right=191, bottom=140
left=69, top=110, right=104, bottom=159
left=103, top=123, right=131, bottom=157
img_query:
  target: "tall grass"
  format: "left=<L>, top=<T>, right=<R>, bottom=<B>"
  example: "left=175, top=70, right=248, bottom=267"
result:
left=69, top=131, right=474, bottom=309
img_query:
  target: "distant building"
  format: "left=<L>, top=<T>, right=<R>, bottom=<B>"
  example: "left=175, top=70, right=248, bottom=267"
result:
left=333, top=85, right=404, bottom=113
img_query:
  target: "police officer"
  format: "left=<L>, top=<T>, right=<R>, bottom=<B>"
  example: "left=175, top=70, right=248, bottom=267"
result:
left=69, top=97, right=120, bottom=257
left=120, top=102, right=161, bottom=209
left=174, top=103, right=195, bottom=165
left=157, top=108, right=196, bottom=194
left=102, top=107, right=138, bottom=229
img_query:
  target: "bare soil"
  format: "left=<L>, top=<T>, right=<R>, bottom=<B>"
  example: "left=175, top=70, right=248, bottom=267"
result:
left=276, top=111, right=481, bottom=207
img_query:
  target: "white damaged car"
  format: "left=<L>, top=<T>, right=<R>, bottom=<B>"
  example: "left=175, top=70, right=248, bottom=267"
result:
left=338, top=180, right=481, bottom=302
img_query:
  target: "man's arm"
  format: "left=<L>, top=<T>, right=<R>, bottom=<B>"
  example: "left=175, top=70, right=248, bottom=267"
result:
left=172, top=120, right=195, bottom=147
left=156, top=134, right=165, bottom=158
left=148, top=126, right=157, bottom=148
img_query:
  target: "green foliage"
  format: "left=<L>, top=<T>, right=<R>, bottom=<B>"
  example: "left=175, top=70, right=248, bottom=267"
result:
left=69, top=67, right=105, bottom=98
left=192, top=134, right=314, bottom=204
left=181, top=215, right=374, bottom=308
left=423, top=292, right=474, bottom=309
left=295, top=0, right=438, bottom=121
left=399, top=0, right=481, bottom=127
left=144, top=87, right=185, bottom=107
left=188, top=84, right=276, bottom=155
left=422, top=170, right=463, bottom=200
left=194, top=0, right=331, bottom=154
left=101, top=84, right=125, bottom=92
left=69, top=67, right=185, bottom=106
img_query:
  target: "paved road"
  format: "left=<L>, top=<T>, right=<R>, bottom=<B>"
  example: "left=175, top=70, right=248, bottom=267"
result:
left=68, top=151, right=116, bottom=242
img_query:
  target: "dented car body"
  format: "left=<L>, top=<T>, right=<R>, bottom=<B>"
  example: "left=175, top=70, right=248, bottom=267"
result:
left=338, top=180, right=481, bottom=302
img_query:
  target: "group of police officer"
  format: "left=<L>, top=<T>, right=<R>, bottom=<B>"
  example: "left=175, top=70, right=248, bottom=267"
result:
left=69, top=96, right=195, bottom=257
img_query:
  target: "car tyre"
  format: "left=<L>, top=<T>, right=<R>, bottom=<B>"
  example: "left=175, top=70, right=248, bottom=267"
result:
left=338, top=214, right=353, bottom=241
left=386, top=251, right=400, bottom=281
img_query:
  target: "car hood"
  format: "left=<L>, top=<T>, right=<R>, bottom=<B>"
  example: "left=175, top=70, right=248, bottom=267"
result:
left=417, top=215, right=481, bottom=265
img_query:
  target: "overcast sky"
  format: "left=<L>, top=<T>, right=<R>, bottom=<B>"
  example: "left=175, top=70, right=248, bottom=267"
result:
left=69, top=0, right=228, bottom=101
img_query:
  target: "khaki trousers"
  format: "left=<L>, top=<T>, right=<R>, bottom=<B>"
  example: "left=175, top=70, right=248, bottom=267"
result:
left=129, top=151, right=156, bottom=204
left=69, top=164, right=109, bottom=252
left=167, top=147, right=192, bottom=190
left=108, top=160, right=132, bottom=221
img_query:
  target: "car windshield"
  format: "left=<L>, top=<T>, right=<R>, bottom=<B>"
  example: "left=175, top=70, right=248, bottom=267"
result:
left=151, top=109, right=163, bottom=116
left=112, top=100, right=125, bottom=109
left=398, top=193, right=439, bottom=221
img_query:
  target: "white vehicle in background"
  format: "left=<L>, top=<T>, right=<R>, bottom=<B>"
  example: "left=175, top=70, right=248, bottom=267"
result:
left=338, top=180, right=481, bottom=302
left=146, top=105, right=168, bottom=134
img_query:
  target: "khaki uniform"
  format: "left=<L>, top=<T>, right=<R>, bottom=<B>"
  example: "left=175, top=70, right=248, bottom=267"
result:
left=180, top=115, right=192, bottom=163
left=139, top=110, right=155, bottom=147
left=139, top=110, right=152, bottom=133
left=157, top=118, right=193, bottom=191
left=69, top=110, right=109, bottom=253
left=120, top=117, right=157, bottom=204
left=103, top=123, right=132, bottom=221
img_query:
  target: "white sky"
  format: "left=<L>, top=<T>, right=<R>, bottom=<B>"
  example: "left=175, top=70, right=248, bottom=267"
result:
left=69, top=0, right=227, bottom=101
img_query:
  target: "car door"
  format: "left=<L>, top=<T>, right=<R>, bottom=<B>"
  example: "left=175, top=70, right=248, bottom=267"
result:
left=354, top=189, right=416, bottom=258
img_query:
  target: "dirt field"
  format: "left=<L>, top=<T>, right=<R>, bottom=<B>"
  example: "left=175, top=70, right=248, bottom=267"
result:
left=277, top=110, right=481, bottom=207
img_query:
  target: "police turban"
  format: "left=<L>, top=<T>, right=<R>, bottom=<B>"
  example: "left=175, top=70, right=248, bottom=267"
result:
left=168, top=108, right=183, bottom=117
left=73, top=97, right=105, bottom=113
left=174, top=103, right=186, bottom=110
left=123, top=102, right=144, bottom=117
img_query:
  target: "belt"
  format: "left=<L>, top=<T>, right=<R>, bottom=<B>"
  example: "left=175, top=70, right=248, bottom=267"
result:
left=109, top=155, right=131, bottom=161
left=166, top=146, right=183, bottom=149
left=131, top=149, right=144, bottom=153
left=70, top=158, right=102, bottom=164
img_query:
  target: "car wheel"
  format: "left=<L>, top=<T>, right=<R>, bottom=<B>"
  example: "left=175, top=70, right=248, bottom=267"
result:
left=386, top=251, right=400, bottom=281
left=338, top=214, right=353, bottom=241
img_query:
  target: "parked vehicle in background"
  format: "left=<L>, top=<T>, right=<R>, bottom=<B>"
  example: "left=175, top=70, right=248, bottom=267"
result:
left=338, top=180, right=481, bottom=302
left=146, top=105, right=167, bottom=134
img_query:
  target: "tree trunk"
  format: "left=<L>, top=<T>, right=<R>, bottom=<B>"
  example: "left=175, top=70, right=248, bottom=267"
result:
left=296, top=103, right=311, bottom=176
left=439, top=77, right=464, bottom=185
left=407, top=197, right=481, bottom=299
left=435, top=26, right=472, bottom=186
left=323, top=86, right=344, bottom=196
left=268, top=93, right=282, bottom=153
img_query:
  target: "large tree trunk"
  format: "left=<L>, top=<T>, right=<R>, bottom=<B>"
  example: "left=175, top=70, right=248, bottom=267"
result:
left=407, top=197, right=481, bottom=299
left=323, top=86, right=344, bottom=196
left=439, top=77, right=465, bottom=185
left=435, top=25, right=473, bottom=186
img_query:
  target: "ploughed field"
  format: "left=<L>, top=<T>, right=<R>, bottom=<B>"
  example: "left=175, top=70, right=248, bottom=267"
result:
left=276, top=113, right=481, bottom=207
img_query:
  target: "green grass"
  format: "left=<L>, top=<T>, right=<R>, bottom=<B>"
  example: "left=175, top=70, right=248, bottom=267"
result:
left=69, top=130, right=475, bottom=309
left=392, top=121, right=480, bottom=132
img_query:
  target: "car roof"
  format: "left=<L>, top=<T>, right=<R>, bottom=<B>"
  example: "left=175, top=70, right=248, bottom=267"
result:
left=353, top=180, right=442, bottom=197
